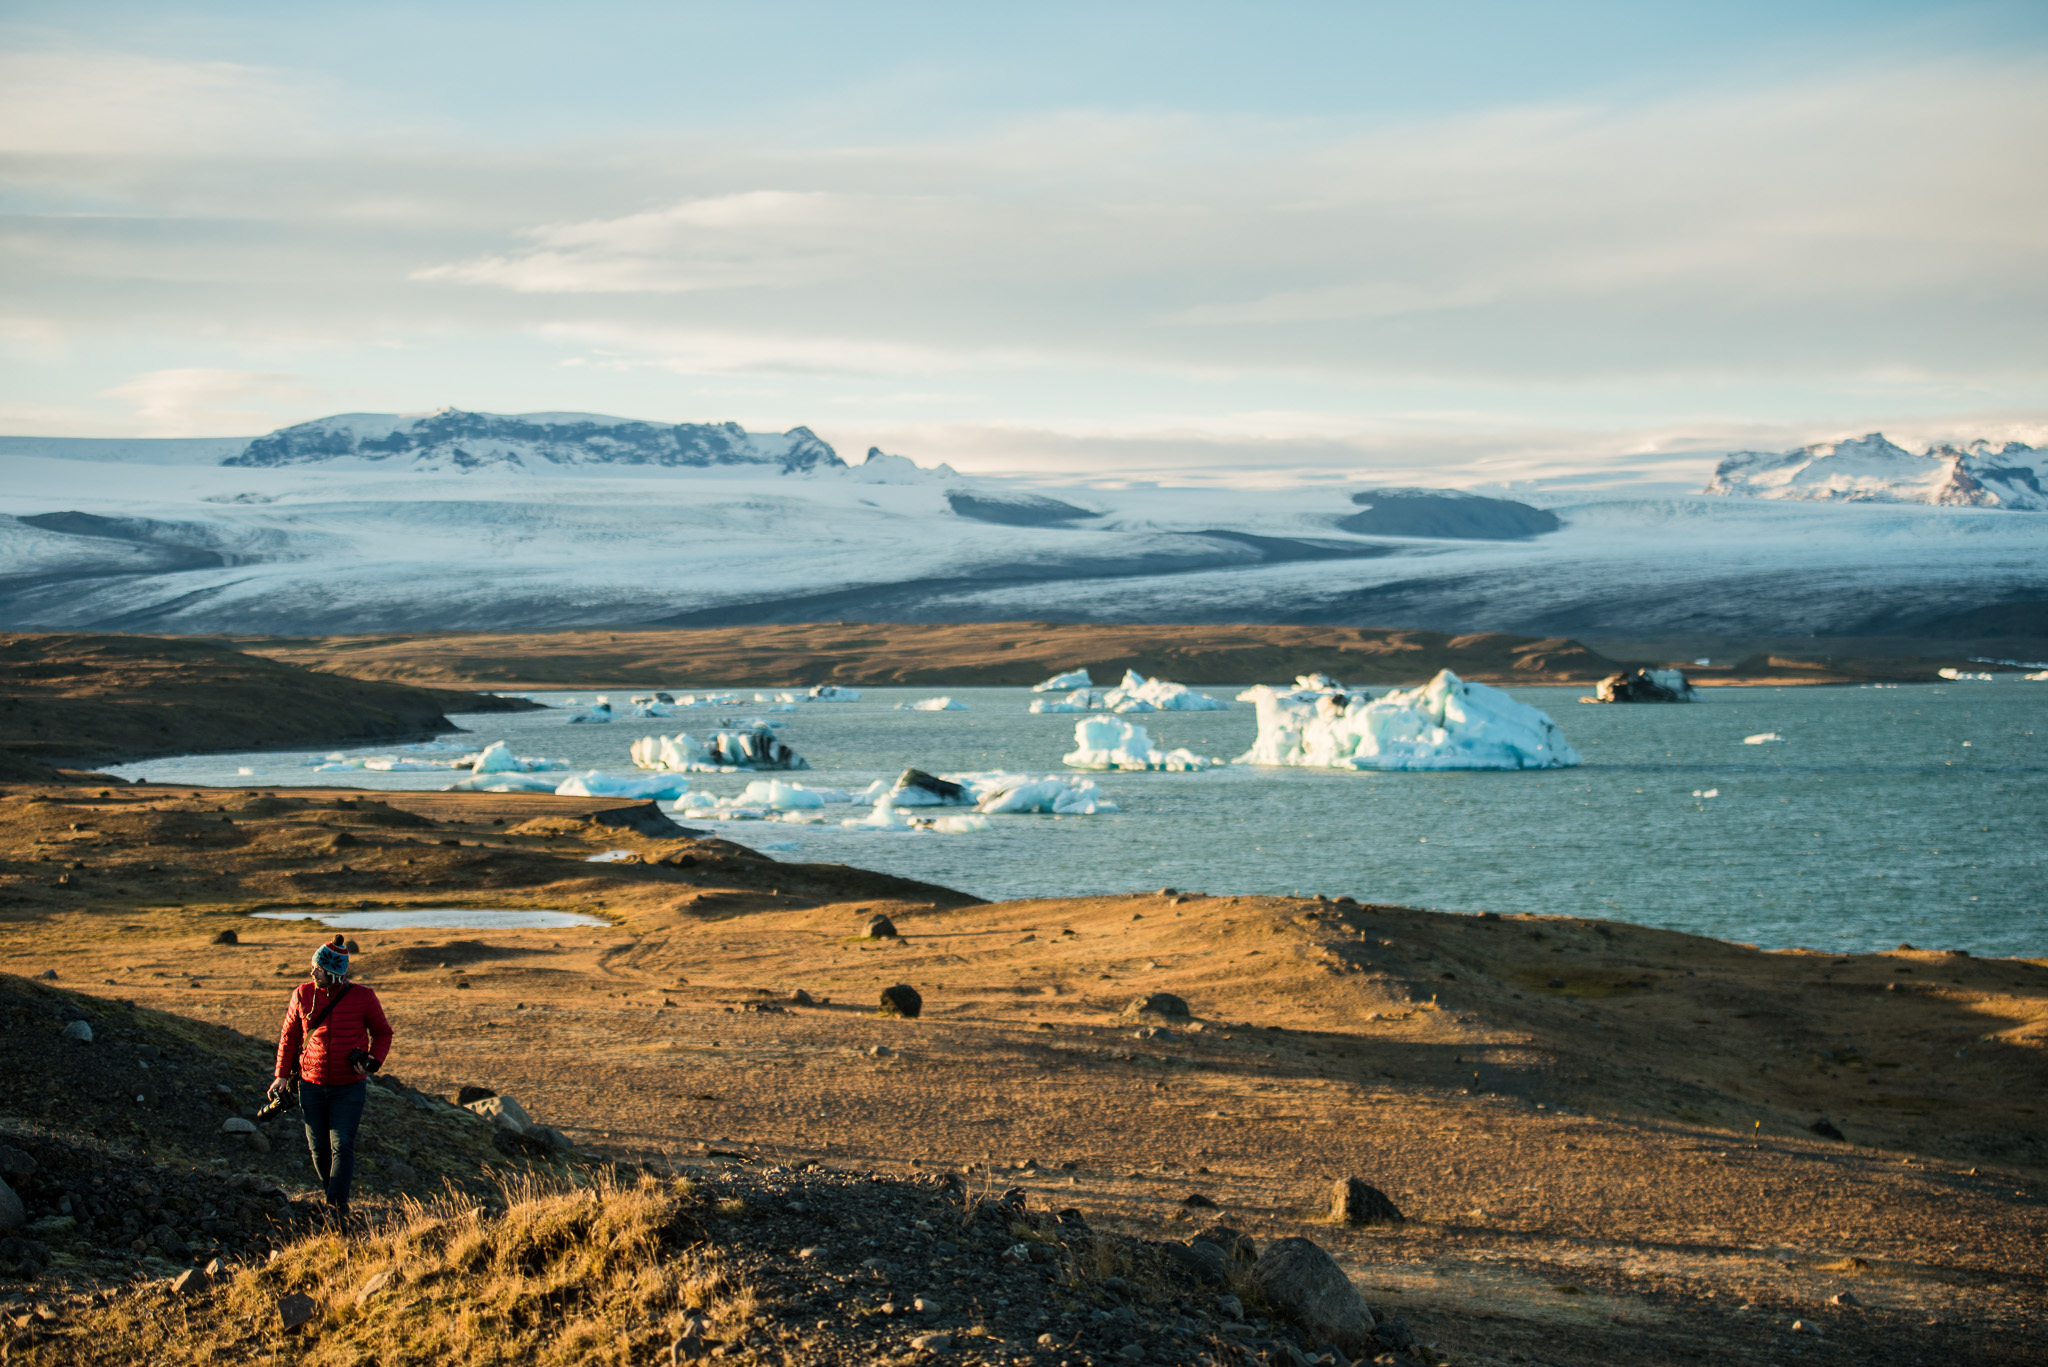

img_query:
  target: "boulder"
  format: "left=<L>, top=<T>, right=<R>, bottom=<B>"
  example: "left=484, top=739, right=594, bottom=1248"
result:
left=864, top=914, right=900, bottom=939
left=0, top=1176, right=24, bottom=1232
left=171, top=1267, right=210, bottom=1297
left=1252, top=1236, right=1375, bottom=1352
left=211, top=929, right=239, bottom=945
left=220, top=1117, right=258, bottom=1135
left=244, top=1131, right=272, bottom=1155
left=1121, top=992, right=1190, bottom=1020
left=455, top=1085, right=497, bottom=1106
left=878, top=984, right=923, bottom=1019
left=1329, top=1177, right=1405, bottom=1225
left=528, top=1125, right=573, bottom=1152
left=0, top=1145, right=35, bottom=1182
left=465, top=1094, right=532, bottom=1133
left=1809, top=1117, right=1846, bottom=1141
left=1192, top=1225, right=1256, bottom=1263
left=789, top=989, right=815, bottom=1005
left=60, top=1019, right=93, bottom=1043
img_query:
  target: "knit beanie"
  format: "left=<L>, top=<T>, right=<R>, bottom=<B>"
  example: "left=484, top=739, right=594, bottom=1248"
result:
left=311, top=934, right=349, bottom=978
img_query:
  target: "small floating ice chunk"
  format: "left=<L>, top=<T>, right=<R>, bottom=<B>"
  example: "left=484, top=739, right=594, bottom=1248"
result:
left=1936, top=668, right=1995, bottom=681
left=1237, top=668, right=1580, bottom=770
left=1693, top=788, right=1720, bottom=798
left=566, top=701, right=613, bottom=723
left=1062, top=717, right=1222, bottom=771
left=470, top=740, right=570, bottom=774
left=930, top=814, right=991, bottom=834
left=898, top=696, right=968, bottom=711
left=444, top=773, right=565, bottom=793
left=807, top=684, right=861, bottom=701
left=1032, top=668, right=1093, bottom=692
left=1104, top=670, right=1228, bottom=713
left=1742, top=732, right=1787, bottom=745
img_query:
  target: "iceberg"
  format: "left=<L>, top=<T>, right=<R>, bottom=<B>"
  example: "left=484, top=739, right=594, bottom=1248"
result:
left=1583, top=669, right=1696, bottom=703
left=2026, top=670, right=2048, bottom=681
left=567, top=700, right=613, bottom=724
left=930, top=814, right=991, bottom=834
left=1103, top=670, right=1228, bottom=713
left=898, top=696, right=968, bottom=711
left=627, top=726, right=808, bottom=771
left=1742, top=732, right=1787, bottom=745
left=1937, top=668, right=1996, bottom=681
left=807, top=684, right=861, bottom=701
left=1032, top=668, right=1093, bottom=692
left=845, top=768, right=1118, bottom=824
left=444, top=772, right=565, bottom=793
left=1062, top=717, right=1223, bottom=772
left=1237, top=669, right=1581, bottom=771
left=1029, top=688, right=1104, bottom=714
left=470, top=740, right=571, bottom=774
left=974, top=774, right=1115, bottom=815
left=554, top=771, right=694, bottom=800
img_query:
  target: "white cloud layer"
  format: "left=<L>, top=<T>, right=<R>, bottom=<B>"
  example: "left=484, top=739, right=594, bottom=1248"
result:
left=1, top=37, right=2044, bottom=475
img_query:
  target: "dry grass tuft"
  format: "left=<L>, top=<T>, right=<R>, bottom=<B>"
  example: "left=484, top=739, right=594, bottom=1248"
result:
left=27, top=1171, right=759, bottom=1367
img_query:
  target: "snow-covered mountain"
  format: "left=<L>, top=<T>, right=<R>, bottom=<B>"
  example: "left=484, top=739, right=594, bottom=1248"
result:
left=224, top=408, right=863, bottom=475
left=1705, top=433, right=2047, bottom=510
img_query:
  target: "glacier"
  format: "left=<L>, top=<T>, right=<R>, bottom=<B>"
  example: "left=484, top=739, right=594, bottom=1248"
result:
left=1237, top=669, right=1581, bottom=770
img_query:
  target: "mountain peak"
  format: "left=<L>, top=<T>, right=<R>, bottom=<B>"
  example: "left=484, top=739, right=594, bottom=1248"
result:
left=1704, top=432, right=2045, bottom=509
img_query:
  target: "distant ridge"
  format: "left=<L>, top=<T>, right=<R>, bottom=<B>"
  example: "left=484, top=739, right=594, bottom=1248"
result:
left=1705, top=432, right=2046, bottom=509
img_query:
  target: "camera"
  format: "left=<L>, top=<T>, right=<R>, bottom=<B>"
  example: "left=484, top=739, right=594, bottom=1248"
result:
left=254, top=1083, right=297, bottom=1121
left=348, top=1048, right=380, bottom=1075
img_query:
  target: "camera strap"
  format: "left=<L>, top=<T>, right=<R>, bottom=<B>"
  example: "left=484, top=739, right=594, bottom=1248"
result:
left=288, top=981, right=354, bottom=1084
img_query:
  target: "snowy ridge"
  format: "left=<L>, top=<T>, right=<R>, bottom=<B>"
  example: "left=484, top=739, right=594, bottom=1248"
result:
left=222, top=408, right=933, bottom=477
left=1705, top=433, right=2046, bottom=510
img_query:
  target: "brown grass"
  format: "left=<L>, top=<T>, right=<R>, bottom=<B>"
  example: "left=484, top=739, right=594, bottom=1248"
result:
left=32, top=1172, right=753, bottom=1367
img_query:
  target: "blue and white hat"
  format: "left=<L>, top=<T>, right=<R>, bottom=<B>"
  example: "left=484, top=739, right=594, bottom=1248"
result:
left=311, top=934, right=349, bottom=978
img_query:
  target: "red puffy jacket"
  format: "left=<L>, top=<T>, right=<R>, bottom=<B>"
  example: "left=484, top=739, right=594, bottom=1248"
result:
left=274, top=981, right=393, bottom=1086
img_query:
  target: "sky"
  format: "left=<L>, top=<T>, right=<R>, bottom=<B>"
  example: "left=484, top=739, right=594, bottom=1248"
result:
left=3, top=0, right=2046, bottom=486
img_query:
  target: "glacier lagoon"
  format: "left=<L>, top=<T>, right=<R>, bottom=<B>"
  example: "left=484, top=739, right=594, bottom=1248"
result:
left=112, top=682, right=2046, bottom=958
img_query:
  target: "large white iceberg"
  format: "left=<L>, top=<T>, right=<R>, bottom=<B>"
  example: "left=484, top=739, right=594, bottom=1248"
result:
left=627, top=726, right=808, bottom=771
left=1237, top=669, right=1581, bottom=770
left=470, top=740, right=572, bottom=774
left=1032, top=668, right=1093, bottom=692
left=1103, top=670, right=1228, bottom=713
left=897, top=696, right=968, bottom=711
left=1029, top=688, right=1104, bottom=714
left=1062, top=717, right=1223, bottom=771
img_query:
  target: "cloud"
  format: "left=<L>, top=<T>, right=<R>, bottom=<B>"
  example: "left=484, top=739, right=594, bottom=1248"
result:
left=0, top=49, right=327, bottom=157
left=101, top=368, right=323, bottom=435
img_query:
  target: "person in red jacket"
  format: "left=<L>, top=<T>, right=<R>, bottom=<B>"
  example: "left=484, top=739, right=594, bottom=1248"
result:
left=269, top=934, right=393, bottom=1217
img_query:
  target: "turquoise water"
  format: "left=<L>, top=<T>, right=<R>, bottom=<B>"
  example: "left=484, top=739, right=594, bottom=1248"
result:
left=115, top=682, right=2047, bottom=958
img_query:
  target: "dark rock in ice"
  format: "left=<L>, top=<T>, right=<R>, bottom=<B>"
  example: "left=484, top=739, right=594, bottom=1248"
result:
left=1337, top=488, right=1560, bottom=540
left=893, top=768, right=965, bottom=802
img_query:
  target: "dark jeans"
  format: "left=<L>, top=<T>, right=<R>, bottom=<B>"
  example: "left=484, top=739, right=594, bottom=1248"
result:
left=299, top=1079, right=367, bottom=1210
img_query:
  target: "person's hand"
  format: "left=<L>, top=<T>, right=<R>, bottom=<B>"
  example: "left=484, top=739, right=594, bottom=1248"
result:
left=267, top=1078, right=291, bottom=1100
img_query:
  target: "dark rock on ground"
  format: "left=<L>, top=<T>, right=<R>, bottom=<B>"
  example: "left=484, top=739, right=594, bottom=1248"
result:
left=1122, top=992, right=1191, bottom=1020
left=1810, top=1117, right=1847, bottom=1141
left=1329, top=1176, right=1405, bottom=1225
left=1254, top=1235, right=1377, bottom=1353
left=863, top=914, right=899, bottom=939
left=210, top=929, right=239, bottom=945
left=878, top=984, right=922, bottom=1019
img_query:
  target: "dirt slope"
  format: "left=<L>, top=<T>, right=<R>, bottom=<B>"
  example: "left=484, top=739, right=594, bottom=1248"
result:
left=0, top=782, right=2040, bottom=1364
left=0, top=633, right=537, bottom=782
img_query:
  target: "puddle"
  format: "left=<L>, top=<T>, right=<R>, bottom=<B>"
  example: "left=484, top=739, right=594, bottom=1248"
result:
left=250, top=909, right=611, bottom=930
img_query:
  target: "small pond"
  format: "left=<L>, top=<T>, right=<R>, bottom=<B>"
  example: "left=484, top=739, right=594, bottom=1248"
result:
left=249, top=909, right=611, bottom=930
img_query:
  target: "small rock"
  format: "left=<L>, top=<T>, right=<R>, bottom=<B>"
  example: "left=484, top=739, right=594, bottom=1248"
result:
left=1116, top=1344, right=1147, bottom=1362
left=0, top=1178, right=25, bottom=1233
left=1181, top=1192, right=1218, bottom=1208
left=211, top=929, right=239, bottom=945
left=276, top=1291, right=318, bottom=1330
left=867, top=1044, right=893, bottom=1058
left=36, top=969, right=56, bottom=980
left=914, top=1297, right=941, bottom=1314
left=0, top=1146, right=33, bottom=1181
left=355, top=1270, right=392, bottom=1305
left=171, top=1267, right=210, bottom=1297
left=790, top=989, right=815, bottom=1005
left=864, top=913, right=900, bottom=939
left=1829, top=1291, right=1859, bottom=1307
left=797, top=1247, right=822, bottom=1259
left=1253, top=1237, right=1376, bottom=1353
left=465, top=1095, right=532, bottom=1133
left=911, top=1333, right=953, bottom=1352
left=60, top=1020, right=92, bottom=1043
left=878, top=983, right=923, bottom=1019
left=1037, top=1333, right=1058, bottom=1348
left=221, top=1117, right=258, bottom=1135
left=385, top=1160, right=419, bottom=1183
left=204, top=1257, right=226, bottom=1277
left=455, top=1085, right=497, bottom=1106
left=244, top=1131, right=272, bottom=1155
left=1809, top=1118, right=1847, bottom=1141
left=1329, top=1177, right=1405, bottom=1226
left=1121, top=992, right=1190, bottom=1020
left=1791, top=1319, right=1819, bottom=1335
left=1216, top=1293, right=1244, bottom=1320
